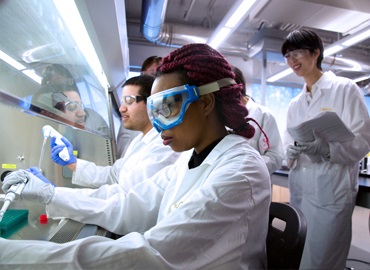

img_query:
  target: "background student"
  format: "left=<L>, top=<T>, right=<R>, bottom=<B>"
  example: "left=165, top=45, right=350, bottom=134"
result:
left=32, top=63, right=110, bottom=136
left=282, top=28, right=370, bottom=269
left=116, top=55, right=163, bottom=158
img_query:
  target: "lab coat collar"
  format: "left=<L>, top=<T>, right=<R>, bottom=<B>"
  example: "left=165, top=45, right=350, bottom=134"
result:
left=302, top=71, right=336, bottom=107
left=201, top=134, right=246, bottom=165
left=141, top=127, right=159, bottom=146
left=314, top=71, right=335, bottom=90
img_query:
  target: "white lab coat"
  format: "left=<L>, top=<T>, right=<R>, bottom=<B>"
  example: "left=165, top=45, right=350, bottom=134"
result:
left=247, top=99, right=284, bottom=174
left=72, top=127, right=180, bottom=193
left=283, top=71, right=370, bottom=270
left=0, top=134, right=271, bottom=270
left=115, top=123, right=140, bottom=158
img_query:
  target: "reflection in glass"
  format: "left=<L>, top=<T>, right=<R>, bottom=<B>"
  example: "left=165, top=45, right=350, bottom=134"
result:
left=0, top=0, right=110, bottom=137
left=30, top=83, right=109, bottom=137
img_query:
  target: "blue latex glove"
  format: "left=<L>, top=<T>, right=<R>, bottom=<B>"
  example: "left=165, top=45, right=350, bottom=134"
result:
left=2, top=170, right=55, bottom=204
left=297, top=131, right=330, bottom=157
left=50, top=136, right=77, bottom=166
left=26, top=167, right=56, bottom=187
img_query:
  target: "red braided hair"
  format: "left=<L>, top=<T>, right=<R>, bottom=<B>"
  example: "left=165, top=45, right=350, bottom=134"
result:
left=158, top=43, right=255, bottom=139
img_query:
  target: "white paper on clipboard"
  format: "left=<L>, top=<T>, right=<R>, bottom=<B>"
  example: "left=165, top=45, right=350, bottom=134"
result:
left=287, top=111, right=354, bottom=143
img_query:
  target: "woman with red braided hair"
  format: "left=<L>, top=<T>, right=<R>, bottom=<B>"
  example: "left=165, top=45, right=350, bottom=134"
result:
left=0, top=43, right=271, bottom=269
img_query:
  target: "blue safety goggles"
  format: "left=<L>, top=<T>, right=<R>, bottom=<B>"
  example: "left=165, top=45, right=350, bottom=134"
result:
left=147, top=78, right=235, bottom=132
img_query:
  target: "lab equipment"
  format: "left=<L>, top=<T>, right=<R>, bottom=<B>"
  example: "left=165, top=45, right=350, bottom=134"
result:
left=50, top=136, right=76, bottom=166
left=0, top=172, right=28, bottom=222
left=0, top=209, right=29, bottom=232
left=38, top=134, right=47, bottom=169
left=42, top=125, right=70, bottom=162
left=147, top=78, right=235, bottom=131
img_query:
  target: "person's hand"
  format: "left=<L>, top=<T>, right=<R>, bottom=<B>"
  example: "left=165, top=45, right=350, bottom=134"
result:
left=298, top=131, right=330, bottom=157
left=50, top=136, right=76, bottom=166
left=3, top=170, right=55, bottom=204
left=26, top=167, right=56, bottom=187
left=287, top=144, right=306, bottom=160
left=1, top=170, right=28, bottom=193
left=286, top=144, right=307, bottom=168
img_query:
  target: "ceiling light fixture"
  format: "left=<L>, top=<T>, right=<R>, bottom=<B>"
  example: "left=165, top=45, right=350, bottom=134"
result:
left=53, top=0, right=109, bottom=89
left=0, top=50, right=42, bottom=84
left=323, top=45, right=343, bottom=57
left=207, top=0, right=269, bottom=49
left=0, top=50, right=26, bottom=70
left=342, top=29, right=370, bottom=46
left=267, top=24, right=370, bottom=83
left=267, top=69, right=293, bottom=83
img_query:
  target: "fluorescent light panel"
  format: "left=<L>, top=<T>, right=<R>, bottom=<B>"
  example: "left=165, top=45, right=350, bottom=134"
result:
left=342, top=29, right=370, bottom=46
left=53, top=0, right=109, bottom=89
left=267, top=69, right=293, bottom=83
left=208, top=28, right=232, bottom=49
left=208, top=0, right=257, bottom=48
left=0, top=50, right=26, bottom=70
left=225, top=0, right=257, bottom=28
left=22, top=70, right=42, bottom=84
left=323, top=45, right=343, bottom=57
left=0, top=50, right=42, bottom=84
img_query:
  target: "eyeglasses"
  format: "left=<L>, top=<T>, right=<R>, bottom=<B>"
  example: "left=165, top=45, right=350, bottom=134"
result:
left=65, top=101, right=85, bottom=112
left=284, top=49, right=309, bottom=62
left=121, top=95, right=146, bottom=106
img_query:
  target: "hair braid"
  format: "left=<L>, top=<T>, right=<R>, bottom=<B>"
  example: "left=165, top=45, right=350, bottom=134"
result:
left=158, top=43, right=255, bottom=139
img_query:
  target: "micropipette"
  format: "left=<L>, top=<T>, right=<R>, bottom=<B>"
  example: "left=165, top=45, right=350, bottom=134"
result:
left=42, top=125, right=70, bottom=162
left=0, top=173, right=28, bottom=222
left=38, top=136, right=48, bottom=169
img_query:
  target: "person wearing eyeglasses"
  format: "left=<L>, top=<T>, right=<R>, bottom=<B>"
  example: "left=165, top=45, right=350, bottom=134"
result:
left=51, top=87, right=110, bottom=137
left=281, top=28, right=370, bottom=270
left=47, top=75, right=180, bottom=191
left=116, top=56, right=163, bottom=158
left=1, top=44, right=270, bottom=269
left=52, top=90, right=86, bottom=126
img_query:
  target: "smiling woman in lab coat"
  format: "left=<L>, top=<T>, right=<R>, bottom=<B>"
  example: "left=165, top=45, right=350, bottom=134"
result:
left=1, top=43, right=271, bottom=269
left=282, top=29, right=370, bottom=270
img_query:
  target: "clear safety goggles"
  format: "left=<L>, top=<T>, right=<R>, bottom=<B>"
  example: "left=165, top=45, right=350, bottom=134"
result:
left=284, top=49, right=309, bottom=62
left=147, top=78, right=235, bottom=132
left=121, top=95, right=146, bottom=106
left=64, top=101, right=84, bottom=112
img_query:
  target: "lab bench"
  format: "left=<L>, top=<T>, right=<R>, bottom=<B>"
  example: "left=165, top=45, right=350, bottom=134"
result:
left=2, top=171, right=368, bottom=241
left=271, top=169, right=370, bottom=209
left=0, top=199, right=110, bottom=241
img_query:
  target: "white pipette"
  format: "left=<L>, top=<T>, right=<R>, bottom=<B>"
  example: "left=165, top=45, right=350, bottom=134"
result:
left=42, top=125, right=70, bottom=162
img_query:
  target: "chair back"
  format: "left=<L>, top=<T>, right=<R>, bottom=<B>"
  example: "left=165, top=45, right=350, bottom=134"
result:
left=266, top=202, right=307, bottom=270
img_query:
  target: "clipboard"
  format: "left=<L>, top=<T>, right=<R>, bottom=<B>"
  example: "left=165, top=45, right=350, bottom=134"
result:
left=287, top=111, right=354, bottom=143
